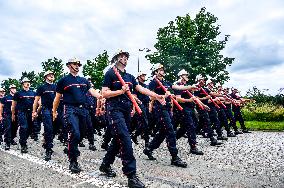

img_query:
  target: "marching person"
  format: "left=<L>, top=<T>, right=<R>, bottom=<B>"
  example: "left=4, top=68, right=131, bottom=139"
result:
left=12, top=78, right=36, bottom=153
left=0, top=87, right=5, bottom=144
left=99, top=50, right=165, bottom=188
left=143, top=64, right=191, bottom=166
left=230, top=88, right=251, bottom=133
left=173, top=69, right=205, bottom=155
left=0, top=85, right=17, bottom=150
left=52, top=58, right=102, bottom=173
left=194, top=75, right=223, bottom=146
left=32, top=71, right=56, bottom=161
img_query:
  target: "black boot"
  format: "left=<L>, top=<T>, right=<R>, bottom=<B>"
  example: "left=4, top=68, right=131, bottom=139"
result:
left=234, top=130, right=243, bottom=135
left=143, top=147, right=156, bottom=160
left=63, top=147, right=68, bottom=154
left=21, top=145, right=28, bottom=153
left=45, top=149, right=53, bottom=161
left=101, top=142, right=109, bottom=150
left=69, top=159, right=81, bottom=173
left=99, top=163, right=116, bottom=177
left=210, top=137, right=223, bottom=146
left=131, top=135, right=139, bottom=145
left=171, top=156, right=187, bottom=168
left=190, top=146, right=204, bottom=155
left=242, top=129, right=251, bottom=133
left=5, top=143, right=10, bottom=150
left=79, top=142, right=85, bottom=147
left=33, top=135, right=39, bottom=141
left=128, top=174, right=145, bottom=188
left=227, top=132, right=236, bottom=137
left=217, top=135, right=228, bottom=141
left=89, top=144, right=97, bottom=151
left=11, top=139, right=17, bottom=145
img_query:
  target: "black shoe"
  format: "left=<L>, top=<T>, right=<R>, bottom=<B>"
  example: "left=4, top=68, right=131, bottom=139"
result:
left=89, top=144, right=97, bottom=151
left=190, top=147, right=204, bottom=155
left=11, top=140, right=17, bottom=145
left=217, top=135, right=228, bottom=141
left=21, top=145, right=28, bottom=153
left=171, top=156, right=187, bottom=168
left=63, top=147, right=68, bottom=154
left=99, top=163, right=116, bottom=177
left=234, top=130, right=243, bottom=135
left=128, top=174, right=145, bottom=188
left=45, top=149, right=53, bottom=161
left=79, top=142, right=85, bottom=147
left=131, top=135, right=139, bottom=145
left=143, top=148, right=156, bottom=160
left=5, top=143, right=10, bottom=150
left=101, top=142, right=109, bottom=150
left=227, top=132, right=236, bottom=137
left=242, top=129, right=251, bottom=133
left=69, top=160, right=81, bottom=173
left=34, top=136, right=39, bottom=141
left=210, top=138, right=223, bottom=146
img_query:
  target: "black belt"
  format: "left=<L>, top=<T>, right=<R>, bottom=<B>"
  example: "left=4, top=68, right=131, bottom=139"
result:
left=65, top=104, right=85, bottom=108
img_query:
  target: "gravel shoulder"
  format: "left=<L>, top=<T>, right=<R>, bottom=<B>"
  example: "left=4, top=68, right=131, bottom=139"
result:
left=0, top=131, right=284, bottom=187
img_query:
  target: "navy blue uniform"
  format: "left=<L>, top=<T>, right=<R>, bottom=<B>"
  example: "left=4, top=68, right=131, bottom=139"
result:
left=102, top=68, right=137, bottom=177
left=194, top=88, right=215, bottom=138
left=85, top=91, right=96, bottom=145
left=36, top=82, right=56, bottom=149
left=173, top=81, right=197, bottom=147
left=56, top=74, right=90, bottom=161
left=230, top=93, right=247, bottom=130
left=13, top=89, right=36, bottom=146
left=1, top=95, right=18, bottom=145
left=147, top=79, right=179, bottom=157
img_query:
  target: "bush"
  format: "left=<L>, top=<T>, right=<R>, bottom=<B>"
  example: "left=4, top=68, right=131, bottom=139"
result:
left=242, top=103, right=284, bottom=122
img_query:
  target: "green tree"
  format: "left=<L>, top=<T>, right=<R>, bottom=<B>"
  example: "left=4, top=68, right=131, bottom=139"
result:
left=41, top=57, right=65, bottom=81
left=83, top=51, right=110, bottom=89
left=1, top=78, right=21, bottom=92
left=146, top=7, right=234, bottom=84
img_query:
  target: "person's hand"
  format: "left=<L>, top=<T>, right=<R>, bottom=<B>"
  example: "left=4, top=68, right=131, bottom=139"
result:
left=32, top=112, right=37, bottom=121
left=12, top=114, right=16, bottom=122
left=204, top=105, right=210, bottom=111
left=156, top=95, right=166, bottom=105
left=52, top=110, right=58, bottom=121
left=0, top=115, right=3, bottom=122
left=121, top=84, right=130, bottom=93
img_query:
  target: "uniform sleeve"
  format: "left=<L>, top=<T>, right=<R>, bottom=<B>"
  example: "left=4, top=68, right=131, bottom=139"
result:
left=131, top=75, right=138, bottom=89
left=36, top=85, right=43, bottom=96
left=148, top=80, right=156, bottom=91
left=102, top=69, right=113, bottom=88
left=56, top=78, right=64, bottom=94
left=13, top=92, right=20, bottom=101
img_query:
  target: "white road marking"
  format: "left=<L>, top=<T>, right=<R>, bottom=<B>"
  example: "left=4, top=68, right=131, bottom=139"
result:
left=0, top=148, right=126, bottom=188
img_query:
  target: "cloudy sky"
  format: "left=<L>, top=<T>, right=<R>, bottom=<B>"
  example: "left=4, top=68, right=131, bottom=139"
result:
left=0, top=0, right=283, bottom=95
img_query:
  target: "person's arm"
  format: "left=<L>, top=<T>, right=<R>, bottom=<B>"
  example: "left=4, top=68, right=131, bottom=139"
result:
left=135, top=85, right=165, bottom=105
left=0, top=103, right=4, bottom=121
left=172, top=84, right=197, bottom=91
left=32, top=96, right=40, bottom=120
left=52, top=93, right=62, bottom=121
left=101, top=86, right=128, bottom=99
left=11, top=101, right=17, bottom=122
left=88, top=88, right=103, bottom=99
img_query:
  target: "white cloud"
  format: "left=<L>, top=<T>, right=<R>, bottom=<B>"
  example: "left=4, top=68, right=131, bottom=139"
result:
left=0, top=0, right=283, bottom=95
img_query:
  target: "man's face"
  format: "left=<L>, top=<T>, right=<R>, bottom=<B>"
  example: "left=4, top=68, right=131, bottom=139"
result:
left=139, top=75, right=146, bottom=82
left=22, top=82, right=30, bottom=88
left=68, top=62, right=81, bottom=73
left=46, top=74, right=55, bottom=82
left=181, top=74, right=189, bottom=82
left=157, top=68, right=165, bottom=77
left=0, top=91, right=5, bottom=97
left=117, top=54, right=128, bottom=66
left=198, top=79, right=205, bottom=86
left=10, top=88, right=16, bottom=94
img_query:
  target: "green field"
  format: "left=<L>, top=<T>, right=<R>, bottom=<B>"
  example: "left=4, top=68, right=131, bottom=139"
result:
left=240, top=121, right=284, bottom=131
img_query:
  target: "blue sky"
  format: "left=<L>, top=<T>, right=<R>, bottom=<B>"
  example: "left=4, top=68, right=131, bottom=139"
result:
left=0, top=0, right=283, bottom=95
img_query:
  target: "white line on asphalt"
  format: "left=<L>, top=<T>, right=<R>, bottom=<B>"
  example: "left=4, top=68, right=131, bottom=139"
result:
left=0, top=148, right=126, bottom=188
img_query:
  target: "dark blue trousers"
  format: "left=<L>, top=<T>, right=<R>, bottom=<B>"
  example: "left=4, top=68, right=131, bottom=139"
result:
left=103, top=105, right=136, bottom=176
left=175, top=107, right=197, bottom=146
left=148, top=106, right=178, bottom=157
left=64, top=105, right=87, bottom=160
left=42, top=107, right=54, bottom=149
